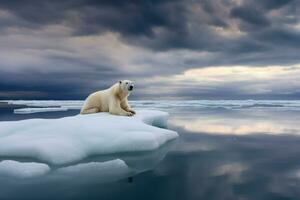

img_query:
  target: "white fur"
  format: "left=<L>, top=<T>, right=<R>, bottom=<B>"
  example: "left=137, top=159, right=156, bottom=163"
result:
left=80, top=80, right=135, bottom=116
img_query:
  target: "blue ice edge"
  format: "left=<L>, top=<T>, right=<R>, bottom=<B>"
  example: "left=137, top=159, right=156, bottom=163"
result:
left=0, top=110, right=178, bottom=178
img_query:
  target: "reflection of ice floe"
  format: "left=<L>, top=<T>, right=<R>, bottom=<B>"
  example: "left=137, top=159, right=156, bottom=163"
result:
left=2, top=100, right=300, bottom=114
left=213, top=163, right=248, bottom=176
left=212, top=162, right=248, bottom=183
left=0, top=160, right=50, bottom=178
left=0, top=110, right=178, bottom=165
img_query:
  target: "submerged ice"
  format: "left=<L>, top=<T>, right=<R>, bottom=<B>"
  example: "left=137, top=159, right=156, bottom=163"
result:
left=0, top=110, right=178, bottom=165
left=0, top=160, right=50, bottom=178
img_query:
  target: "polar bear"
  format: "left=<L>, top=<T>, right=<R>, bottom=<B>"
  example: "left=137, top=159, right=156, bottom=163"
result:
left=80, top=80, right=136, bottom=116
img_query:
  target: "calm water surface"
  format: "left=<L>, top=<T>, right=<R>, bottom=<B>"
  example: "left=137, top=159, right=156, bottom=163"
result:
left=1, top=102, right=300, bottom=200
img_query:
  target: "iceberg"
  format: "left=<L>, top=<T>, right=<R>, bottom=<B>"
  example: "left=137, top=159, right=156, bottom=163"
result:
left=0, top=110, right=178, bottom=165
left=0, top=140, right=174, bottom=181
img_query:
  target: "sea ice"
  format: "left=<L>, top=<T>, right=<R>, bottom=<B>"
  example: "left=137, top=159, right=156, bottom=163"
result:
left=3, top=100, right=300, bottom=114
left=2, top=100, right=83, bottom=108
left=54, top=159, right=133, bottom=182
left=0, top=160, right=50, bottom=178
left=0, top=110, right=178, bottom=165
left=2, top=100, right=83, bottom=114
left=14, top=107, right=69, bottom=114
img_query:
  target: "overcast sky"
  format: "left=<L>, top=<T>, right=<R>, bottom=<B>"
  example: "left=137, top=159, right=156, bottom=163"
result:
left=0, top=0, right=299, bottom=100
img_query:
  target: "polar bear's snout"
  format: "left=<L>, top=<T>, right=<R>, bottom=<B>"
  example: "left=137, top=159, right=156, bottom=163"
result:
left=128, top=84, right=134, bottom=91
left=125, top=81, right=134, bottom=91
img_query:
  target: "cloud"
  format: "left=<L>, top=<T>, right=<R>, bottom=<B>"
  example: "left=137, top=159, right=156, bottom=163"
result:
left=0, top=0, right=299, bottom=99
left=145, top=64, right=300, bottom=99
left=230, top=6, right=270, bottom=27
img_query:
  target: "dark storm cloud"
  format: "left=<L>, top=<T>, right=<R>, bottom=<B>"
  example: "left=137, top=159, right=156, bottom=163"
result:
left=230, top=6, right=271, bottom=27
left=0, top=0, right=186, bottom=36
left=0, top=0, right=299, bottom=99
left=254, top=28, right=300, bottom=48
left=261, top=0, right=293, bottom=9
left=0, top=0, right=299, bottom=53
left=0, top=69, right=128, bottom=100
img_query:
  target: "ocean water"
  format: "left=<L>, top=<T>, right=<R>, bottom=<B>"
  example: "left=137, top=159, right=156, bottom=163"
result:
left=1, top=100, right=300, bottom=200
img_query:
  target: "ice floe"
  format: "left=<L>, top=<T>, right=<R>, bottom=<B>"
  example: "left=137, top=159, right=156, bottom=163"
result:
left=0, top=160, right=50, bottom=178
left=14, top=107, right=69, bottom=114
left=0, top=140, right=174, bottom=181
left=2, top=100, right=83, bottom=108
left=55, top=159, right=133, bottom=182
left=2, top=100, right=83, bottom=114
left=0, top=110, right=178, bottom=165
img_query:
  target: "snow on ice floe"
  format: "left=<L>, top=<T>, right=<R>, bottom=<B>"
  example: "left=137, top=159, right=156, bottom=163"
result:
left=0, top=160, right=50, bottom=178
left=0, top=110, right=178, bottom=165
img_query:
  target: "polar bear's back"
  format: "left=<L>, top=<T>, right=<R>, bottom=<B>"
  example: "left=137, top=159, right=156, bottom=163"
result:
left=81, top=89, right=111, bottom=112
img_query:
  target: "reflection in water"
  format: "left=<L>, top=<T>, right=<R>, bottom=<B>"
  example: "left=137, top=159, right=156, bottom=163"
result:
left=159, top=108, right=300, bottom=200
left=170, top=108, right=300, bottom=135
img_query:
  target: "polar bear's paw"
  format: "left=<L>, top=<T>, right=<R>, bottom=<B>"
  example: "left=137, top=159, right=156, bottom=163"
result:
left=126, top=112, right=134, bottom=116
left=129, top=110, right=136, bottom=115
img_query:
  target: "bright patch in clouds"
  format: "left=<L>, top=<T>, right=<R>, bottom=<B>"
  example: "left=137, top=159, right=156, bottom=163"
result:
left=147, top=64, right=300, bottom=98
left=172, top=65, right=300, bottom=82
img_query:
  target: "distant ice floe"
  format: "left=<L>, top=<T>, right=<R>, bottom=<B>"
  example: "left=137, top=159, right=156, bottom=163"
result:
left=0, top=110, right=178, bottom=165
left=2, top=100, right=83, bottom=108
left=130, top=100, right=300, bottom=110
left=14, top=107, right=69, bottom=114
left=0, top=100, right=83, bottom=114
left=2, top=100, right=300, bottom=114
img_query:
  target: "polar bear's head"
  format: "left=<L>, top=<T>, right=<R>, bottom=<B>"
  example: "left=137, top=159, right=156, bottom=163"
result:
left=119, top=80, right=134, bottom=93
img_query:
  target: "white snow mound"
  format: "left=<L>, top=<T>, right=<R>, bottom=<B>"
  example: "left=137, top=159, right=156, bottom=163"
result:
left=0, top=110, right=178, bottom=165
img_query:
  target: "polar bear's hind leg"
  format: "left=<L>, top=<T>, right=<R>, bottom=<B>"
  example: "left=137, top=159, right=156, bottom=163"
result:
left=80, top=107, right=100, bottom=114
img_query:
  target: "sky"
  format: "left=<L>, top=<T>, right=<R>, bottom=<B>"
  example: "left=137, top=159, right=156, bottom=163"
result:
left=0, top=0, right=300, bottom=100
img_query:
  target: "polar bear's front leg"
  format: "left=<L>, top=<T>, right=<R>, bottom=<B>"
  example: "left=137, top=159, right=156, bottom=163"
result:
left=109, top=100, right=133, bottom=116
left=121, top=99, right=136, bottom=115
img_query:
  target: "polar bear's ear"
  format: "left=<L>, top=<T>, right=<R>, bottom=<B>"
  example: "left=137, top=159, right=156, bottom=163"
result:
left=119, top=80, right=122, bottom=84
